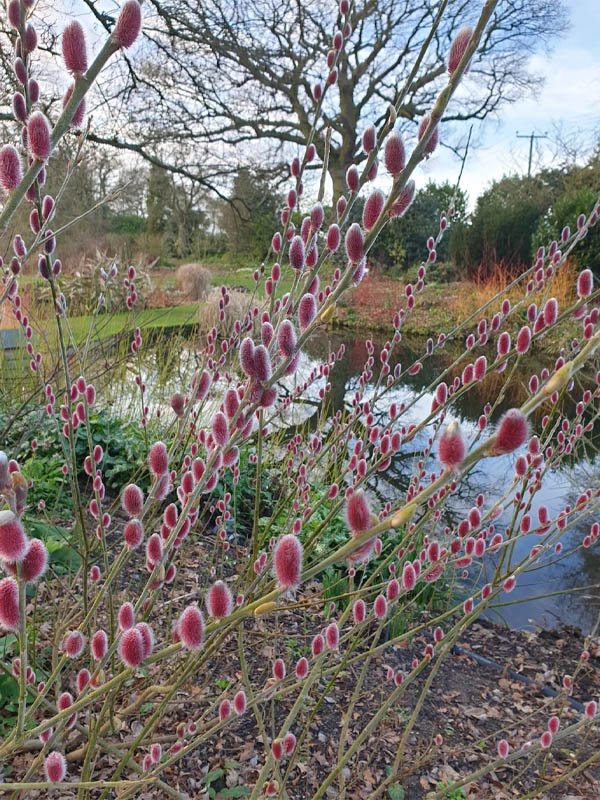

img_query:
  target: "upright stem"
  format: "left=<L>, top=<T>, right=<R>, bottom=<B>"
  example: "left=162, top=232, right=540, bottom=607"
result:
left=16, top=564, right=27, bottom=738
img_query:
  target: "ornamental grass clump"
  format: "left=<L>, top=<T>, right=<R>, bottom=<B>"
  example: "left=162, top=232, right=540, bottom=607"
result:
left=0, top=1, right=599, bottom=797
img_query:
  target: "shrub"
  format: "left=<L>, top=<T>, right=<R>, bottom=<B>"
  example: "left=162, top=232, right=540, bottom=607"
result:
left=454, top=173, right=557, bottom=278
left=0, top=3, right=599, bottom=799
left=532, top=184, right=600, bottom=277
left=176, top=262, right=212, bottom=300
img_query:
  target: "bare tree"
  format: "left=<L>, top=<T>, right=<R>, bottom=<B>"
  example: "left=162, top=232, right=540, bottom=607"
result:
left=1, top=0, right=568, bottom=199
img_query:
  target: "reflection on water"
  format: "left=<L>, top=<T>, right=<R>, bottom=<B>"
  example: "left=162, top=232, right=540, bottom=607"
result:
left=304, top=330, right=600, bottom=634
left=100, top=327, right=600, bottom=633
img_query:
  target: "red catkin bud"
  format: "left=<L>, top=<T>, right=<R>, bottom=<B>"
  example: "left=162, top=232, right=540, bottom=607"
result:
left=63, top=84, right=86, bottom=128
left=312, top=634, right=325, bottom=656
left=273, top=658, right=286, bottom=681
left=540, top=730, right=552, bottom=749
left=438, top=421, right=466, bottom=469
left=492, top=409, right=528, bottom=455
left=346, top=165, right=359, bottom=192
left=374, top=594, right=387, bottom=619
left=274, top=534, right=303, bottom=590
left=353, top=598, right=366, bottom=624
left=171, top=391, right=185, bottom=417
left=0, top=510, right=29, bottom=563
left=516, top=325, right=531, bottom=354
left=283, top=732, right=296, bottom=755
left=474, top=355, right=487, bottom=381
left=345, top=223, right=364, bottom=263
left=363, top=189, right=385, bottom=230
left=136, top=622, right=154, bottom=658
left=64, top=630, right=85, bottom=658
left=362, top=125, right=376, bottom=153
left=0, top=145, right=22, bottom=191
left=206, top=580, right=233, bottom=618
left=233, top=690, right=246, bottom=715
left=27, top=111, right=51, bottom=161
left=311, top=202, right=324, bottom=230
left=7, top=0, right=21, bottom=29
left=390, top=179, right=415, bottom=218
left=497, top=332, right=511, bottom=357
left=278, top=320, right=297, bottom=358
left=118, top=602, right=135, bottom=631
left=418, top=113, right=439, bottom=156
left=178, top=605, right=204, bottom=650
left=151, top=743, right=162, bottom=763
left=219, top=698, right=231, bottom=721
left=224, top=387, right=239, bottom=419
left=299, top=293, right=317, bottom=330
left=91, top=630, right=108, bottom=660
left=253, top=344, right=272, bottom=384
left=6, top=538, right=48, bottom=582
left=326, top=224, right=341, bottom=253
left=239, top=337, right=255, bottom=377
left=577, top=269, right=593, bottom=299
left=124, top=519, right=144, bottom=549
left=345, top=490, right=371, bottom=533
left=45, top=751, right=67, bottom=783
left=62, top=21, right=88, bottom=73
left=149, top=441, right=168, bottom=476
left=384, top=131, right=405, bottom=175
left=543, top=298, right=558, bottom=327
left=448, top=25, right=473, bottom=75
left=112, top=0, right=142, bottom=49
left=296, top=656, right=309, bottom=678
left=402, top=561, right=416, bottom=592
left=497, top=739, right=509, bottom=759
left=119, top=627, right=145, bottom=667
left=289, top=235, right=305, bottom=270
left=146, top=533, right=163, bottom=565
left=325, top=621, right=339, bottom=649
left=548, top=715, right=560, bottom=734
left=77, top=668, right=90, bottom=693
left=122, top=483, right=144, bottom=517
left=0, top=577, right=19, bottom=631
left=272, top=740, right=283, bottom=760
left=212, top=411, right=229, bottom=446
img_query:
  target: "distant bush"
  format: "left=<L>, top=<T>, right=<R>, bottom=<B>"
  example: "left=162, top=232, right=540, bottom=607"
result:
left=200, top=287, right=253, bottom=335
left=532, top=184, right=600, bottom=277
left=372, top=181, right=468, bottom=272
left=176, top=262, right=212, bottom=300
left=453, top=174, right=554, bottom=278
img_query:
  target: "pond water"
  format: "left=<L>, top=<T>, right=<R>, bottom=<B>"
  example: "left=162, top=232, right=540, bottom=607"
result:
left=99, top=326, right=600, bottom=634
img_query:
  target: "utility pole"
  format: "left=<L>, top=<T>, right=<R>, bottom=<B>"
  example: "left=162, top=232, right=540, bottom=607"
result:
left=516, top=131, right=548, bottom=178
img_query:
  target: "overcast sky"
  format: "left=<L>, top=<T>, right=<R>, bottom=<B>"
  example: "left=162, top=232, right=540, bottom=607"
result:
left=60, top=0, right=600, bottom=209
left=425, top=0, right=600, bottom=207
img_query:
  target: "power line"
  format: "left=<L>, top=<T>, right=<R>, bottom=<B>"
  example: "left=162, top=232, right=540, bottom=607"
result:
left=516, top=130, right=548, bottom=178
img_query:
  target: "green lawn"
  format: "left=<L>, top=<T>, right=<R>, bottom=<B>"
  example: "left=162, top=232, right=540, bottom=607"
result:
left=65, top=304, right=200, bottom=344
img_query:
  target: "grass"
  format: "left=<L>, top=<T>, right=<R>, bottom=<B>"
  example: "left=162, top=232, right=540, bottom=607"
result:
left=64, top=304, right=200, bottom=344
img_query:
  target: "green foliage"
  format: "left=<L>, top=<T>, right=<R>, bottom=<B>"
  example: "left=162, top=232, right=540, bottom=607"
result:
left=454, top=155, right=600, bottom=279
left=0, top=665, right=19, bottom=737
left=387, top=783, right=405, bottom=800
left=371, top=182, right=467, bottom=272
left=435, top=782, right=467, bottom=799
left=532, top=184, right=600, bottom=277
left=107, top=212, right=147, bottom=235
left=219, top=168, right=283, bottom=261
left=0, top=406, right=150, bottom=510
left=453, top=173, right=555, bottom=278
left=26, top=519, right=82, bottom=574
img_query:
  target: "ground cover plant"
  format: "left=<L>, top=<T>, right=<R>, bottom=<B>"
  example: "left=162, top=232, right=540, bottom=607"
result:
left=0, top=1, right=599, bottom=798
